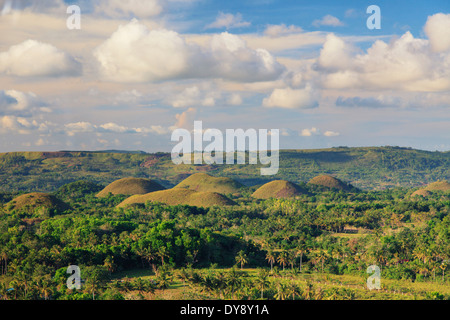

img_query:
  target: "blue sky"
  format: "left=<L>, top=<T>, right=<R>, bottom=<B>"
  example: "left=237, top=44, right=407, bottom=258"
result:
left=0, top=0, right=449, bottom=153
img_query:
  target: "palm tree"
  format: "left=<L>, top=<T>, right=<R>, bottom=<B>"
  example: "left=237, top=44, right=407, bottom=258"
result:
left=440, top=260, right=448, bottom=282
left=235, top=250, right=248, bottom=270
left=277, top=250, right=289, bottom=271
left=303, top=282, right=314, bottom=300
left=39, top=276, right=53, bottom=300
left=103, top=256, right=116, bottom=276
left=226, top=268, right=241, bottom=299
left=265, top=250, right=276, bottom=272
left=286, top=281, right=301, bottom=300
left=296, top=247, right=307, bottom=272
left=0, top=251, right=7, bottom=275
left=157, top=246, right=168, bottom=266
left=177, top=268, right=190, bottom=298
left=255, top=269, right=270, bottom=299
left=313, top=250, right=328, bottom=273
left=157, top=270, right=171, bottom=292
left=0, top=282, right=9, bottom=300
left=274, top=282, right=288, bottom=300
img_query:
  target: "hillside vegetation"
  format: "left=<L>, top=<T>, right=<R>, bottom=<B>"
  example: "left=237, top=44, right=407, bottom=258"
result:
left=0, top=147, right=449, bottom=192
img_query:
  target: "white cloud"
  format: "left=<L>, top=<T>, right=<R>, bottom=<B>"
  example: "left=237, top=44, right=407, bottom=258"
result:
left=64, top=121, right=171, bottom=137
left=0, top=40, right=81, bottom=77
left=0, top=115, right=38, bottom=134
left=65, top=122, right=96, bottom=136
left=424, top=13, right=450, bottom=53
left=0, top=90, right=49, bottom=116
left=264, top=24, right=303, bottom=37
left=93, top=19, right=284, bottom=83
left=317, top=33, right=355, bottom=71
left=170, top=86, right=219, bottom=108
left=318, top=30, right=450, bottom=92
left=206, top=12, right=250, bottom=30
left=263, top=85, right=319, bottom=109
left=324, top=131, right=340, bottom=137
left=300, top=127, right=319, bottom=137
left=312, top=15, right=344, bottom=27
left=174, top=107, right=197, bottom=129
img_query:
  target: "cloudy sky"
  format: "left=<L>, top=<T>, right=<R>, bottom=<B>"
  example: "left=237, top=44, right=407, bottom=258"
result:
left=0, top=0, right=449, bottom=152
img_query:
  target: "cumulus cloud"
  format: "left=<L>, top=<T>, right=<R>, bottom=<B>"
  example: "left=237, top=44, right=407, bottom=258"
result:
left=206, top=12, right=250, bottom=30
left=0, top=40, right=81, bottom=77
left=424, top=13, right=450, bottom=53
left=64, top=121, right=170, bottom=137
left=170, top=86, right=219, bottom=108
left=93, top=19, right=284, bottom=83
left=264, top=24, right=303, bottom=37
left=263, top=85, right=319, bottom=109
left=318, top=30, right=450, bottom=92
left=0, top=90, right=50, bottom=117
left=0, top=115, right=39, bottom=134
left=312, top=15, right=344, bottom=27
left=300, top=127, right=319, bottom=137
left=324, top=131, right=340, bottom=137
left=174, top=107, right=197, bottom=129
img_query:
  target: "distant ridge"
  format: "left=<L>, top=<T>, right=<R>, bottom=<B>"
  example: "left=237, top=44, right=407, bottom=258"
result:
left=60, top=150, right=148, bottom=154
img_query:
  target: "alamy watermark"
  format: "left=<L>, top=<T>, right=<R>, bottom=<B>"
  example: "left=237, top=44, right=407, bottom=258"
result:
left=367, top=5, right=381, bottom=30
left=66, top=265, right=82, bottom=290
left=366, top=265, right=381, bottom=290
left=171, top=121, right=279, bottom=176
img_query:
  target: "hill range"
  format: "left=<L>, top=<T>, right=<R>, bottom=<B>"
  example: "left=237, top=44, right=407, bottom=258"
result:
left=0, top=146, right=449, bottom=193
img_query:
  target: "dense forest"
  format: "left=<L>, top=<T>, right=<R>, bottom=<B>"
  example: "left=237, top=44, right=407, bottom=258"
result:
left=1, top=146, right=450, bottom=193
left=0, top=169, right=449, bottom=300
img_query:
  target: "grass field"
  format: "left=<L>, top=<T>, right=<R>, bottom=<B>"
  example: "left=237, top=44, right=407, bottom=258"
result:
left=106, top=267, right=450, bottom=300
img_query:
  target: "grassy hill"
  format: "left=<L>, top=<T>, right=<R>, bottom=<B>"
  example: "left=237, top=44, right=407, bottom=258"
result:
left=117, top=188, right=236, bottom=208
left=5, top=192, right=69, bottom=216
left=174, top=173, right=245, bottom=194
left=307, top=174, right=355, bottom=192
left=252, top=180, right=308, bottom=199
left=96, top=177, right=165, bottom=198
left=0, top=146, right=449, bottom=193
left=424, top=180, right=450, bottom=192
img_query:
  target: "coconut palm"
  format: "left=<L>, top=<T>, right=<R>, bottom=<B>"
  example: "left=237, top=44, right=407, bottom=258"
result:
left=286, top=281, right=301, bottom=300
left=277, top=250, right=289, bottom=271
left=235, top=250, right=248, bottom=270
left=265, top=250, right=276, bottom=271
left=274, top=282, right=288, bottom=300
left=255, top=269, right=270, bottom=299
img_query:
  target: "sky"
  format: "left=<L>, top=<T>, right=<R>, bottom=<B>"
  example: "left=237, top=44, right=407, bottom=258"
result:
left=0, top=0, right=449, bottom=153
